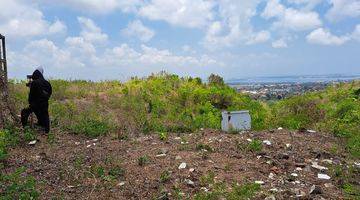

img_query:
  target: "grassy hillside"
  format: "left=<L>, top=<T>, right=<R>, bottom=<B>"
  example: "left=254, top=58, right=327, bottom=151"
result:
left=6, top=75, right=360, bottom=158
left=8, top=73, right=270, bottom=137
left=1, top=74, right=359, bottom=199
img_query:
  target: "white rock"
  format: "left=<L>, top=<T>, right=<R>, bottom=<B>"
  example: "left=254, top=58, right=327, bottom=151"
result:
left=175, top=156, right=182, bottom=160
left=92, top=139, right=98, bottom=142
left=174, top=137, right=181, bottom=140
left=75, top=142, right=80, bottom=145
left=317, top=173, right=331, bottom=180
left=257, top=156, right=262, bottom=159
left=291, top=173, right=298, bottom=177
left=296, top=167, right=303, bottom=171
left=269, top=188, right=278, bottom=193
left=278, top=127, right=283, bottom=130
left=178, top=162, right=187, bottom=169
left=200, top=128, right=204, bottom=131
left=263, top=140, right=272, bottom=145
left=268, top=173, right=275, bottom=179
left=185, top=179, right=194, bottom=186
left=189, top=168, right=195, bottom=172
left=322, top=159, right=333, bottom=164
left=295, top=181, right=301, bottom=184
left=118, top=182, right=125, bottom=186
left=286, top=143, right=291, bottom=148
left=156, top=154, right=166, bottom=157
left=200, top=187, right=209, bottom=192
left=93, top=143, right=96, bottom=146
left=28, top=140, right=37, bottom=145
left=86, top=144, right=92, bottom=148
left=246, top=138, right=252, bottom=142
left=255, top=181, right=265, bottom=185
left=312, top=162, right=328, bottom=170
left=307, top=130, right=316, bottom=133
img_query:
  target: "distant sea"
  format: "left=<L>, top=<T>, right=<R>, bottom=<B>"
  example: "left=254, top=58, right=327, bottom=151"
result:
left=227, top=74, right=360, bottom=85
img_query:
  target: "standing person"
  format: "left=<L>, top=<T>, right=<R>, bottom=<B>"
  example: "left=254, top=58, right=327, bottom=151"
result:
left=21, top=67, right=52, bottom=133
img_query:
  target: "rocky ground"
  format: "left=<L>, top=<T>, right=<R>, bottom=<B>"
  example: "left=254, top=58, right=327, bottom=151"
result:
left=2, top=128, right=360, bottom=200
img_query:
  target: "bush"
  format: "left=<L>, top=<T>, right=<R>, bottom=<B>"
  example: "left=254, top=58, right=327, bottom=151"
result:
left=0, top=167, right=39, bottom=199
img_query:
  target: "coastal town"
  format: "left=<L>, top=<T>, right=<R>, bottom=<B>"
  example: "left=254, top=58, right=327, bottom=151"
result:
left=228, top=79, right=358, bottom=100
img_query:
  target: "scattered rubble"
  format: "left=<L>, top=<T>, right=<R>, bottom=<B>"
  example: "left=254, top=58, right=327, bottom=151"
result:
left=317, top=173, right=331, bottom=180
left=178, top=162, right=187, bottom=170
left=28, top=140, right=37, bottom=145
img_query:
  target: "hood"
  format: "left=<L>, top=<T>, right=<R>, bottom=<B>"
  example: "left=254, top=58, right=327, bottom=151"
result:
left=32, top=69, right=44, bottom=80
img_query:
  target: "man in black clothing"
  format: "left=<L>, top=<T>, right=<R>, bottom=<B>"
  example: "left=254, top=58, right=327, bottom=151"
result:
left=21, top=67, right=52, bottom=133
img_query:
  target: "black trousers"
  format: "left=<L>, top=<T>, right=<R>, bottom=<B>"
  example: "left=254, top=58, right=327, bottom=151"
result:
left=21, top=106, right=50, bottom=133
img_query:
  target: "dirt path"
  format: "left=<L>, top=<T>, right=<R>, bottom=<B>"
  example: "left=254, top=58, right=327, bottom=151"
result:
left=3, top=129, right=359, bottom=199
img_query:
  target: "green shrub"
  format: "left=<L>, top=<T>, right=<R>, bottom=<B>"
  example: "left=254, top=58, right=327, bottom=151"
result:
left=138, top=155, right=150, bottom=166
left=159, top=170, right=171, bottom=183
left=0, top=167, right=39, bottom=199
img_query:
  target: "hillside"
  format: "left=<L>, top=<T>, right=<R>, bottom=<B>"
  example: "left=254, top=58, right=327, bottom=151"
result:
left=1, top=74, right=359, bottom=199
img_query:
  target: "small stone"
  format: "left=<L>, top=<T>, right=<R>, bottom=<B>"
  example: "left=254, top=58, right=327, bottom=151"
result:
left=322, top=159, right=333, bottom=164
left=86, top=144, right=91, bottom=148
left=269, top=188, right=278, bottom=193
left=312, top=162, right=328, bottom=170
left=296, top=167, right=303, bottom=171
left=200, top=187, right=209, bottom=192
left=286, top=143, right=291, bottom=148
left=265, top=195, right=276, bottom=200
left=257, top=156, right=262, bottom=159
left=324, top=183, right=333, bottom=188
left=291, top=173, right=298, bottom=177
left=255, top=181, right=265, bottom=185
left=263, top=140, right=272, bottom=145
left=268, top=173, right=275, bottom=179
left=247, top=138, right=252, bottom=142
left=278, top=127, right=283, bottom=130
left=118, top=182, right=125, bottom=186
left=160, top=148, right=169, bottom=154
left=178, top=162, right=187, bottom=169
left=309, top=185, right=322, bottom=195
left=185, top=179, right=194, bottom=186
left=307, top=130, right=316, bottom=133
left=189, top=168, right=195, bottom=172
left=266, top=160, right=272, bottom=165
left=156, top=154, right=167, bottom=157
left=200, top=128, right=204, bottom=131
left=317, top=173, right=331, bottom=180
left=175, top=155, right=182, bottom=160
left=93, top=143, right=96, bottom=146
left=92, top=139, right=98, bottom=142
left=28, top=140, right=37, bottom=145
left=75, top=142, right=80, bottom=145
left=174, top=137, right=181, bottom=140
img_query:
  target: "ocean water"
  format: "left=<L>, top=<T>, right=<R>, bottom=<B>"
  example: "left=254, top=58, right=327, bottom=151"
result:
left=227, top=74, right=360, bottom=85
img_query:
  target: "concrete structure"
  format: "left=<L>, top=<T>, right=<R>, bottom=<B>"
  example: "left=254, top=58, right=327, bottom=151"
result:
left=221, top=110, right=251, bottom=132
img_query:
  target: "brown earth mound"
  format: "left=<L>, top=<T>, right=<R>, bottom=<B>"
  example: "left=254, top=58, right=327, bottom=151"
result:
left=3, top=129, right=359, bottom=199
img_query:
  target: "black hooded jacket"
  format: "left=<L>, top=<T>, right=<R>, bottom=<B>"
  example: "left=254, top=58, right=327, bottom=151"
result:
left=28, top=70, right=52, bottom=108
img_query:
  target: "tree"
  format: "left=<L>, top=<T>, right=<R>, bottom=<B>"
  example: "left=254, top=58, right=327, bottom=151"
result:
left=208, top=74, right=224, bottom=86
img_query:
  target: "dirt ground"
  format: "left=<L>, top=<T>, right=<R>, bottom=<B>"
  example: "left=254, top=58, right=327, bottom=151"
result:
left=3, top=129, right=360, bottom=200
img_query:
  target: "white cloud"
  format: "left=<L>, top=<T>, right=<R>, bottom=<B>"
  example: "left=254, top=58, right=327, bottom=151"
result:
left=262, top=0, right=322, bottom=31
left=53, top=0, right=143, bottom=14
left=138, top=0, right=215, bottom=28
left=49, top=20, right=67, bottom=34
left=351, top=24, right=360, bottom=41
left=287, top=0, right=323, bottom=10
left=0, top=0, right=67, bottom=37
left=306, top=28, right=350, bottom=45
left=203, top=0, right=270, bottom=49
left=77, top=17, right=108, bottom=44
left=122, top=20, right=155, bottom=42
left=246, top=31, right=271, bottom=45
left=326, top=0, right=360, bottom=22
left=272, top=38, right=288, bottom=48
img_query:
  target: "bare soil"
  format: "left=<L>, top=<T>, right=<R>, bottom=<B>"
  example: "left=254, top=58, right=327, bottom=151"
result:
left=3, top=129, right=359, bottom=200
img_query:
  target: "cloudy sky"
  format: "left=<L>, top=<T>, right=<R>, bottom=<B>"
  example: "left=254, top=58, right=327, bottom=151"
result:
left=1, top=0, right=359, bottom=80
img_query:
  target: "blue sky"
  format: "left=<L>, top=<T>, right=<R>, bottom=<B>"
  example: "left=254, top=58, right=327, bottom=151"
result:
left=1, top=0, right=359, bottom=81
